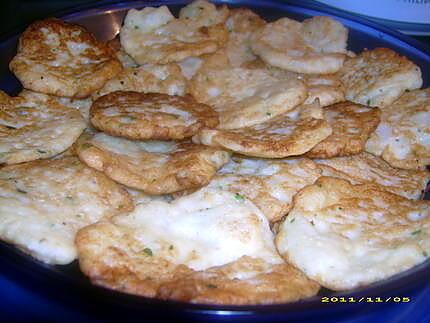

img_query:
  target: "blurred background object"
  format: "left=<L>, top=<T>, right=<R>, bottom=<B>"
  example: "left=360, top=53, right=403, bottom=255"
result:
left=315, top=0, right=430, bottom=35
left=0, top=0, right=429, bottom=43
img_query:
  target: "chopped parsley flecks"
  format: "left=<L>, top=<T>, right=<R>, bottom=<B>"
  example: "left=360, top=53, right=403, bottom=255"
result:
left=234, top=193, right=245, bottom=202
left=411, top=229, right=422, bottom=236
left=143, top=247, right=153, bottom=256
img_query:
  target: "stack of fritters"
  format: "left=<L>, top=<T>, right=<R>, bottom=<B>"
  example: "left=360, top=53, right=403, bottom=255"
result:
left=0, top=0, right=428, bottom=305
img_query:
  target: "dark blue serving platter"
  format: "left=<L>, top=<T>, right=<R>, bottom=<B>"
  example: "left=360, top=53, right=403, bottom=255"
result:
left=0, top=1, right=429, bottom=322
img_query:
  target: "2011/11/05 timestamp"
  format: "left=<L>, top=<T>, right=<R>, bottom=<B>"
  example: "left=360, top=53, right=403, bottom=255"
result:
left=321, top=296, right=411, bottom=303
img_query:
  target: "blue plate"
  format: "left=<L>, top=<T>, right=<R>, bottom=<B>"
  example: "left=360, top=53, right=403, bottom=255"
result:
left=0, top=1, right=429, bottom=322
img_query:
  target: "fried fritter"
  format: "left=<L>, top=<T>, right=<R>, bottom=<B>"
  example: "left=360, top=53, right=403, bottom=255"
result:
left=93, top=63, right=187, bottom=99
left=194, top=104, right=332, bottom=158
left=189, top=67, right=307, bottom=129
left=306, top=102, right=380, bottom=158
left=339, top=48, right=422, bottom=107
left=0, top=157, right=132, bottom=264
left=120, top=4, right=228, bottom=64
left=251, top=16, right=347, bottom=74
left=315, top=152, right=430, bottom=200
left=77, top=133, right=230, bottom=194
left=0, top=90, right=85, bottom=164
left=276, top=177, right=430, bottom=291
left=208, top=157, right=322, bottom=222
left=365, top=88, right=430, bottom=170
left=76, top=187, right=319, bottom=303
left=10, top=18, right=121, bottom=98
left=90, top=91, right=218, bottom=140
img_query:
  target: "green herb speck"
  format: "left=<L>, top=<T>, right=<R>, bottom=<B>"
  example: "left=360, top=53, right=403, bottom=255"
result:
left=266, top=112, right=272, bottom=116
left=411, top=229, right=422, bottom=236
left=423, top=251, right=428, bottom=257
left=169, top=245, right=174, bottom=250
left=234, top=193, right=245, bottom=202
left=366, top=99, right=371, bottom=106
left=289, top=218, right=295, bottom=223
left=207, top=284, right=217, bottom=289
left=37, top=149, right=47, bottom=154
left=143, top=247, right=153, bottom=256
left=16, top=188, right=27, bottom=194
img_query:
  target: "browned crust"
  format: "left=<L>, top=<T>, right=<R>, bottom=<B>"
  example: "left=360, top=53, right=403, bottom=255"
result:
left=76, top=222, right=319, bottom=304
left=339, top=47, right=422, bottom=107
left=198, top=115, right=332, bottom=158
left=157, top=258, right=320, bottom=304
left=315, top=152, right=430, bottom=200
left=10, top=18, right=122, bottom=98
left=77, top=141, right=230, bottom=194
left=90, top=91, right=219, bottom=140
left=306, top=102, right=381, bottom=158
left=1, top=157, right=134, bottom=215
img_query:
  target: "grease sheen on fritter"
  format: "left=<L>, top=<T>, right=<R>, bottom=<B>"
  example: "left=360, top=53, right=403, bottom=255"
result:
left=315, top=152, right=430, bottom=200
left=365, top=88, right=430, bottom=170
left=10, top=18, right=122, bottom=98
left=76, top=187, right=319, bottom=304
left=78, top=133, right=230, bottom=194
left=339, top=48, right=422, bottom=107
left=194, top=104, right=332, bottom=158
left=90, top=91, right=218, bottom=140
left=0, top=90, right=86, bottom=164
left=207, top=157, right=322, bottom=222
left=306, top=102, right=380, bottom=158
left=251, top=16, right=348, bottom=74
left=276, top=177, right=430, bottom=291
left=0, top=157, right=132, bottom=264
left=120, top=4, right=228, bottom=64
